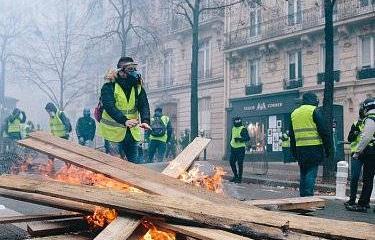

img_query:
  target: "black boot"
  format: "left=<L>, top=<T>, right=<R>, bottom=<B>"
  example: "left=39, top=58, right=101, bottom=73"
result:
left=346, top=204, right=367, bottom=213
left=230, top=176, right=238, bottom=182
left=344, top=199, right=356, bottom=207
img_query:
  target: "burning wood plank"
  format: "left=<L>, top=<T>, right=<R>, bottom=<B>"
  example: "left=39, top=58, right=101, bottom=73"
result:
left=27, top=218, right=88, bottom=237
left=30, top=235, right=90, bottom=240
left=0, top=175, right=373, bottom=240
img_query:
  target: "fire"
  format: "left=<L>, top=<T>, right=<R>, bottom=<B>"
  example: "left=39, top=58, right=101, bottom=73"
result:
left=86, top=206, right=118, bottom=228
left=141, top=221, right=176, bottom=240
left=179, top=166, right=226, bottom=194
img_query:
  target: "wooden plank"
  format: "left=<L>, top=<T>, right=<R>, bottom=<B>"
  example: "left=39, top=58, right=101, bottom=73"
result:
left=247, top=197, right=326, bottom=211
left=30, top=235, right=90, bottom=240
left=160, top=137, right=211, bottom=178
left=95, top=135, right=211, bottom=240
left=27, top=218, right=88, bottom=237
left=0, top=188, right=94, bottom=213
left=0, top=212, right=83, bottom=224
left=24, top=133, right=237, bottom=205
left=95, top=216, right=141, bottom=240
left=1, top=175, right=373, bottom=240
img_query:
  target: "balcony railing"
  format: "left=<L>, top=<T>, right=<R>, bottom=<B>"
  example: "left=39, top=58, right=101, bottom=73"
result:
left=317, top=70, right=341, bottom=84
left=245, top=83, right=262, bottom=95
left=357, top=67, right=375, bottom=80
left=225, top=0, right=374, bottom=50
left=284, top=78, right=303, bottom=90
left=171, top=9, right=224, bottom=33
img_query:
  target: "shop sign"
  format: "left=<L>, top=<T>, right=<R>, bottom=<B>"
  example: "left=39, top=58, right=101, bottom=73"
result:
left=243, top=101, right=283, bottom=111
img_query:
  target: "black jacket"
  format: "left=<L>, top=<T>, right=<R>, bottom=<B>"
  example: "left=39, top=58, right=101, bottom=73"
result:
left=347, top=120, right=362, bottom=143
left=100, top=78, right=150, bottom=125
left=289, top=105, right=330, bottom=167
left=76, top=116, right=96, bottom=141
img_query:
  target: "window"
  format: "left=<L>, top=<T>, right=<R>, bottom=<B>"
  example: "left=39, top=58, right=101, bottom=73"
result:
left=249, top=3, right=261, bottom=37
left=359, top=0, right=375, bottom=7
left=248, top=59, right=261, bottom=85
left=198, top=97, right=211, bottom=136
left=361, top=35, right=375, bottom=69
left=287, top=0, right=302, bottom=25
left=163, top=51, right=174, bottom=86
left=198, top=40, right=211, bottom=78
left=288, top=51, right=302, bottom=80
left=320, top=43, right=340, bottom=71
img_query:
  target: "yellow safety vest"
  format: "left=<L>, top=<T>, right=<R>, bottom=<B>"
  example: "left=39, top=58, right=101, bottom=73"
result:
left=291, top=105, right=323, bottom=147
left=99, top=83, right=142, bottom=143
left=149, top=115, right=169, bottom=143
left=230, top=126, right=246, bottom=148
left=49, top=111, right=66, bottom=138
left=350, top=120, right=364, bottom=154
left=281, top=134, right=290, bottom=148
left=8, top=118, right=21, bottom=133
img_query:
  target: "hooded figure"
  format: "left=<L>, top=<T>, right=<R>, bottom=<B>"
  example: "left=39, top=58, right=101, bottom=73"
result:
left=289, top=92, right=330, bottom=197
left=99, top=56, right=150, bottom=163
left=229, top=116, right=250, bottom=183
left=76, top=108, right=96, bottom=146
left=44, top=102, right=71, bottom=139
left=2, top=108, right=26, bottom=140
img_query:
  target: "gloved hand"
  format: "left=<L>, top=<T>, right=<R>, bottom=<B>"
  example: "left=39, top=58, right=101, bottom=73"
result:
left=79, top=137, right=84, bottom=144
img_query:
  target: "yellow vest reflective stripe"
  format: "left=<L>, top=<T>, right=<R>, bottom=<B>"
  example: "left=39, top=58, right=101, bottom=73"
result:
left=149, top=115, right=169, bottom=143
left=49, top=111, right=66, bottom=137
left=230, top=126, right=246, bottom=148
left=291, top=105, right=323, bottom=147
left=99, top=83, right=141, bottom=143
left=281, top=134, right=290, bottom=148
left=8, top=118, right=21, bottom=133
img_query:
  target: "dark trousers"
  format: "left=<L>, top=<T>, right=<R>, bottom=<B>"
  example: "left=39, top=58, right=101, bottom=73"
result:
left=358, top=158, right=375, bottom=207
left=349, top=158, right=364, bottom=202
left=165, top=143, right=176, bottom=159
left=299, top=164, right=318, bottom=197
left=104, top=132, right=139, bottom=163
left=148, top=140, right=166, bottom=163
left=229, top=147, right=245, bottom=180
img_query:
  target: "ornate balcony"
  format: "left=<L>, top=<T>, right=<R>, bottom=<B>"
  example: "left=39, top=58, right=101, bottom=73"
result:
left=317, top=70, right=341, bottom=84
left=224, top=1, right=374, bottom=50
left=245, top=83, right=263, bottom=95
left=284, top=78, right=303, bottom=90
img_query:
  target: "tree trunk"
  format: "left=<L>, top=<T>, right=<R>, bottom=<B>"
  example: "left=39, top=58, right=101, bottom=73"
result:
left=322, top=0, right=335, bottom=182
left=0, top=60, right=5, bottom=123
left=60, top=78, right=64, bottom=111
left=190, top=2, right=200, bottom=140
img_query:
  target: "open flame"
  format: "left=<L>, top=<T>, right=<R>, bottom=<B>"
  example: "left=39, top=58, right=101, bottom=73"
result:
left=141, top=221, right=176, bottom=240
left=86, top=206, right=118, bottom=228
left=179, top=166, right=226, bottom=194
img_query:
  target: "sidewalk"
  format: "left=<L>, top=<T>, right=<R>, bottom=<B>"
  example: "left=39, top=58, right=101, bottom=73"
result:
left=208, top=160, right=339, bottom=193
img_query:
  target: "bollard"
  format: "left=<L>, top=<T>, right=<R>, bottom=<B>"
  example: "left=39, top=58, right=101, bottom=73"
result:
left=371, top=176, right=375, bottom=200
left=336, top=161, right=348, bottom=199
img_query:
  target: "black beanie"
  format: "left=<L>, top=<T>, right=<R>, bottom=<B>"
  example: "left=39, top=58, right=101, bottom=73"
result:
left=117, top=57, right=134, bottom=68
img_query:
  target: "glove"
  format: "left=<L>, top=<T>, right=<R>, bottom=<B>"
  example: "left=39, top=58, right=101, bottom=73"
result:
left=79, top=137, right=84, bottom=144
left=352, top=153, right=359, bottom=161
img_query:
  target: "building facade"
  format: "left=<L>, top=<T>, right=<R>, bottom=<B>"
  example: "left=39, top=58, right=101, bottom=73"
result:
left=135, top=2, right=226, bottom=160
left=224, top=0, right=375, bottom=161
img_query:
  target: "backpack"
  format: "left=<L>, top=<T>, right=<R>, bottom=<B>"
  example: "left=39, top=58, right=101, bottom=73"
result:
left=151, top=116, right=166, bottom=137
left=59, top=112, right=72, bottom=133
left=94, top=100, right=103, bottom=122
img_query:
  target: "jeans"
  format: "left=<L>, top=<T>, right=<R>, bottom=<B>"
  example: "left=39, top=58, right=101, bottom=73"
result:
left=358, top=158, right=375, bottom=207
left=148, top=140, right=166, bottom=163
left=349, top=159, right=364, bottom=202
left=229, top=147, right=245, bottom=180
left=299, top=164, right=318, bottom=197
left=104, top=132, right=139, bottom=163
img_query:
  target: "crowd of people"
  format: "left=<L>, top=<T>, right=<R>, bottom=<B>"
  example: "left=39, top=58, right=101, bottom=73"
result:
left=2, top=56, right=374, bottom=213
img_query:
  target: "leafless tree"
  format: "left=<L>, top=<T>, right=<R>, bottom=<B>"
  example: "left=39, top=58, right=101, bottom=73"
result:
left=90, top=0, right=159, bottom=57
left=16, top=1, right=94, bottom=111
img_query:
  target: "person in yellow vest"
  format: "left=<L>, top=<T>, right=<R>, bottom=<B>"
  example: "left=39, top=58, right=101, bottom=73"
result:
left=2, top=108, right=26, bottom=140
left=147, top=107, right=172, bottom=163
left=99, top=57, right=150, bottom=163
left=229, top=116, right=250, bottom=184
left=45, top=102, right=71, bottom=140
left=289, top=92, right=330, bottom=197
left=345, top=103, right=365, bottom=207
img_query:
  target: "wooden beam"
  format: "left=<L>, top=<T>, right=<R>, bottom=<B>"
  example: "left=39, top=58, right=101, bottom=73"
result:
left=1, top=175, right=373, bottom=240
left=30, top=235, right=90, bottom=240
left=27, top=218, right=88, bottom=237
left=0, top=212, right=83, bottom=224
left=247, top=197, right=326, bottom=211
left=94, top=216, right=141, bottom=240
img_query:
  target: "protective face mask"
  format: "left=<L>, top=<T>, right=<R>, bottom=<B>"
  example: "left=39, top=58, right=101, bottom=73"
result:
left=49, top=111, right=55, bottom=117
left=128, top=70, right=140, bottom=79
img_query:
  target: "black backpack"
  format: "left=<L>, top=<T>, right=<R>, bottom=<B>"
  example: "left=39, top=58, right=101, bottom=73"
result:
left=151, top=117, right=166, bottom=137
left=59, top=111, right=72, bottom=133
